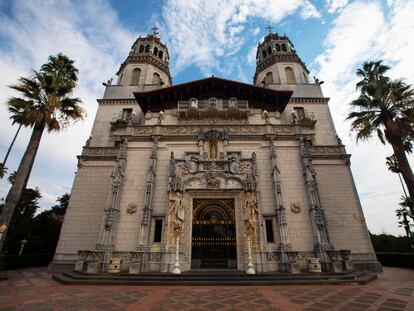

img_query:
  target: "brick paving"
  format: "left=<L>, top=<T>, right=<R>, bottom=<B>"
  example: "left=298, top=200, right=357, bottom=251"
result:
left=0, top=267, right=413, bottom=310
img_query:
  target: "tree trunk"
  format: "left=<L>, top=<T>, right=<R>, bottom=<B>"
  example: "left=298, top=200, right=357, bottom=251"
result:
left=0, top=124, right=44, bottom=253
left=391, top=141, right=414, bottom=216
left=2, top=124, right=22, bottom=166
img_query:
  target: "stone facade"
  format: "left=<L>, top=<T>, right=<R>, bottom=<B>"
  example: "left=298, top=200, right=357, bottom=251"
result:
left=51, top=31, right=381, bottom=274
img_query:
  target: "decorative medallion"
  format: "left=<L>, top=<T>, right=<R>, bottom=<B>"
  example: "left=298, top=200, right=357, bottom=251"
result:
left=127, top=203, right=137, bottom=214
left=290, top=202, right=301, bottom=213
left=188, top=161, right=198, bottom=173
left=229, top=161, right=240, bottom=174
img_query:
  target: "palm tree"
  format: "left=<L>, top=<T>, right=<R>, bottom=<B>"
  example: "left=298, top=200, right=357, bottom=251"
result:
left=0, top=53, right=85, bottom=253
left=386, top=155, right=408, bottom=197
left=396, top=196, right=414, bottom=251
left=1, top=124, right=23, bottom=179
left=347, top=60, right=414, bottom=217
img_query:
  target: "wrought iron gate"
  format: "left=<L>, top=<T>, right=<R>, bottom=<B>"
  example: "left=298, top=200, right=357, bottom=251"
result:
left=191, top=199, right=237, bottom=269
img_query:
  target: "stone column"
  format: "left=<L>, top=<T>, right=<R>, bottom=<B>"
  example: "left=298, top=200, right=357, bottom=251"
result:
left=138, top=136, right=160, bottom=272
left=298, top=136, right=334, bottom=271
left=268, top=136, right=291, bottom=272
left=96, top=138, right=128, bottom=270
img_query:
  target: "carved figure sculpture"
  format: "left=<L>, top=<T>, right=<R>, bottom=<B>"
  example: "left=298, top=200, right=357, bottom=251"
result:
left=244, top=191, right=259, bottom=225
left=170, top=191, right=185, bottom=230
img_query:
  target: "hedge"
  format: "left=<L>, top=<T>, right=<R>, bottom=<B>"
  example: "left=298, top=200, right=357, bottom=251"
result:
left=0, top=253, right=53, bottom=271
left=376, top=252, right=414, bottom=269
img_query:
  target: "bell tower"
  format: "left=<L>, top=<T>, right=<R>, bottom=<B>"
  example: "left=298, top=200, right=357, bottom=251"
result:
left=116, top=27, right=172, bottom=89
left=253, top=29, right=309, bottom=86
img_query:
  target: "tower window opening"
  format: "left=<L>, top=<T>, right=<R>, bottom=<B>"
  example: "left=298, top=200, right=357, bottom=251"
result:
left=190, top=98, right=198, bottom=109
left=267, top=46, right=272, bottom=55
left=265, top=219, right=275, bottom=243
left=276, top=44, right=281, bottom=51
left=158, top=50, right=163, bottom=59
left=285, top=67, right=296, bottom=84
left=262, top=50, right=267, bottom=58
left=145, top=45, right=150, bottom=53
left=154, top=46, right=158, bottom=55
left=152, top=72, right=161, bottom=85
left=294, top=107, right=305, bottom=120
left=228, top=97, right=237, bottom=108
left=130, top=68, right=141, bottom=86
left=209, top=97, right=218, bottom=109
left=281, top=44, right=287, bottom=52
left=153, top=219, right=163, bottom=243
left=265, top=72, right=274, bottom=84
left=139, top=45, right=144, bottom=53
left=121, top=108, right=133, bottom=121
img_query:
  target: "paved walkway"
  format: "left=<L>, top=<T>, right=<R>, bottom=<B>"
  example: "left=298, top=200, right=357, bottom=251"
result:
left=0, top=267, right=413, bottom=310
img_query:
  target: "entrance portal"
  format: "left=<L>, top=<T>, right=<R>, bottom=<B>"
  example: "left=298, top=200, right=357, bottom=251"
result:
left=191, top=199, right=237, bottom=269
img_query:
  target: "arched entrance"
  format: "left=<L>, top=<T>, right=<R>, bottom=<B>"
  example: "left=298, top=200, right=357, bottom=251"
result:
left=191, top=199, right=237, bottom=269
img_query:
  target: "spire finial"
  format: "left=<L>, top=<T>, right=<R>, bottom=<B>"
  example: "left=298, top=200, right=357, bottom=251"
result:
left=152, top=26, right=159, bottom=36
left=266, top=25, right=273, bottom=34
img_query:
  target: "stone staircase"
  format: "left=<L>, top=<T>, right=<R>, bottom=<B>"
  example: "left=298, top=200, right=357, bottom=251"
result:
left=53, top=269, right=377, bottom=285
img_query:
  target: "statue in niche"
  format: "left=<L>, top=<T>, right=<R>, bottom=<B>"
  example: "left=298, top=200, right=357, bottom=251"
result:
left=169, top=191, right=185, bottom=230
left=244, top=191, right=259, bottom=226
left=209, top=140, right=218, bottom=159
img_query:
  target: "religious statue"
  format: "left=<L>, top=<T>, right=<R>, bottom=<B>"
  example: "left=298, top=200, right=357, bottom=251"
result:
left=209, top=141, right=218, bottom=159
left=244, top=191, right=259, bottom=225
left=170, top=191, right=185, bottom=230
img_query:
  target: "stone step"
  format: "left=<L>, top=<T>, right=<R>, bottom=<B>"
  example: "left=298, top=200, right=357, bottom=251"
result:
left=53, top=270, right=377, bottom=286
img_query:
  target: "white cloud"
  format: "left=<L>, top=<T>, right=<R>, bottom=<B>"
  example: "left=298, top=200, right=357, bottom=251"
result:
left=324, top=0, right=349, bottom=13
left=162, top=0, right=321, bottom=75
left=0, top=0, right=134, bottom=208
left=313, top=0, right=414, bottom=235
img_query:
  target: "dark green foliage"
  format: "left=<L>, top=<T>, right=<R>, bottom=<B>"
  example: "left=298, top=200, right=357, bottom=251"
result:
left=1, top=190, right=68, bottom=255
left=376, top=253, right=414, bottom=269
left=0, top=253, right=53, bottom=270
left=370, top=232, right=412, bottom=252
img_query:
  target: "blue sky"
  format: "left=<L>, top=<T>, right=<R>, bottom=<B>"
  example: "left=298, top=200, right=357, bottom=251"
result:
left=0, top=0, right=413, bottom=236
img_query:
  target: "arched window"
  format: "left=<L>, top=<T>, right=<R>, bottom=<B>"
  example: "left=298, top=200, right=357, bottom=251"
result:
left=276, top=44, right=281, bottom=52
left=152, top=72, right=161, bottom=85
left=262, top=50, right=267, bottom=58
left=209, top=97, right=218, bottom=109
left=118, top=73, right=123, bottom=85
left=228, top=97, right=237, bottom=108
left=130, top=68, right=141, bottom=86
left=154, top=46, right=158, bottom=55
left=267, top=46, right=272, bottom=55
left=145, top=45, right=150, bottom=53
left=285, top=67, right=296, bottom=84
left=281, top=44, right=287, bottom=52
left=139, top=45, right=144, bottom=53
left=265, top=72, right=274, bottom=84
left=158, top=50, right=163, bottom=59
left=190, top=98, right=198, bottom=109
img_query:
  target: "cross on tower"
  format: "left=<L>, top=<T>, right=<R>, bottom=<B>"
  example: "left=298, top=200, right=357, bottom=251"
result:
left=152, top=26, right=159, bottom=36
left=266, top=25, right=273, bottom=33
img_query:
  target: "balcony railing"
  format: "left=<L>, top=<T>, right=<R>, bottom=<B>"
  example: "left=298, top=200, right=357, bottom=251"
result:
left=177, top=100, right=249, bottom=120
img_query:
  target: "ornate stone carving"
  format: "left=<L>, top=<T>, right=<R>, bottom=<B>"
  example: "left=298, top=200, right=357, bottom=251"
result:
left=290, top=202, right=301, bottom=213
left=96, top=138, right=128, bottom=258
left=266, top=252, right=281, bottom=263
left=127, top=203, right=137, bottom=214
left=169, top=191, right=185, bottom=231
left=244, top=191, right=259, bottom=227
left=150, top=252, right=161, bottom=263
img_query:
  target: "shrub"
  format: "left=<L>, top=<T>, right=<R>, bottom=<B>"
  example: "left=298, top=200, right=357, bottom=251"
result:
left=0, top=253, right=53, bottom=270
left=376, top=252, right=414, bottom=269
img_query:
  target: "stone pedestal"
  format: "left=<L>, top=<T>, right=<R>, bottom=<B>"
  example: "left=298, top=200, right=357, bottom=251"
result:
left=307, top=258, right=322, bottom=273
left=290, top=262, right=301, bottom=274
left=332, top=261, right=343, bottom=273
left=343, top=260, right=354, bottom=271
left=74, top=260, right=86, bottom=272
left=129, top=262, right=141, bottom=274
left=86, top=262, right=101, bottom=274
left=108, top=258, right=121, bottom=273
